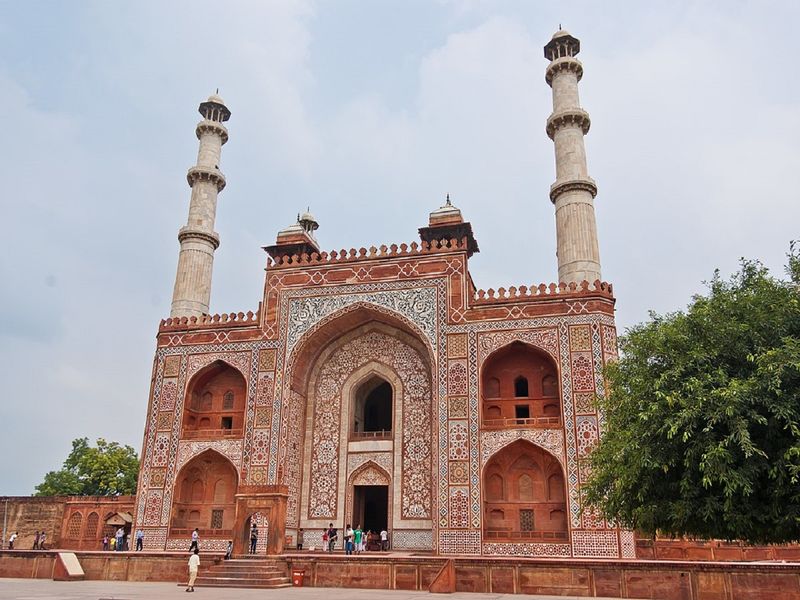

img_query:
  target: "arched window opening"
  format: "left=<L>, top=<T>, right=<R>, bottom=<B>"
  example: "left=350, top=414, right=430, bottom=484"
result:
left=518, top=474, right=533, bottom=501
left=486, top=473, right=504, bottom=500
left=353, top=375, right=393, bottom=437
left=483, top=440, right=567, bottom=541
left=171, top=451, right=238, bottom=536
left=182, top=361, right=246, bottom=439
left=67, top=512, right=82, bottom=538
left=548, top=473, right=566, bottom=501
left=542, top=375, right=558, bottom=397
left=481, top=342, right=560, bottom=427
left=85, top=512, right=99, bottom=540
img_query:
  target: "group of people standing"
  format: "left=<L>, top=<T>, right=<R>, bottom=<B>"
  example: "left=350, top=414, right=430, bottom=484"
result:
left=101, top=527, right=143, bottom=551
left=6, top=531, right=46, bottom=550
left=321, top=523, right=389, bottom=553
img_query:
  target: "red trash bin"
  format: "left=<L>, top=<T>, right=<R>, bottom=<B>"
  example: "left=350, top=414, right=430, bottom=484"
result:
left=292, top=569, right=305, bottom=587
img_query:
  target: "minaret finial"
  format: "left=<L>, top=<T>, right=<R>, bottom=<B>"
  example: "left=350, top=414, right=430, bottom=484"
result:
left=559, top=23, right=561, bottom=30
left=215, top=87, right=219, bottom=94
left=446, top=193, right=451, bottom=206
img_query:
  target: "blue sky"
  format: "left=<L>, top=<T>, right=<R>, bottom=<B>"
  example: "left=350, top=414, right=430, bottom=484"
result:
left=1, top=1, right=798, bottom=495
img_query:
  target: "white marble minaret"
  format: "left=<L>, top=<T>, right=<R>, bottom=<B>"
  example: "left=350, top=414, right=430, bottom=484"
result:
left=170, top=94, right=231, bottom=318
left=544, top=30, right=602, bottom=285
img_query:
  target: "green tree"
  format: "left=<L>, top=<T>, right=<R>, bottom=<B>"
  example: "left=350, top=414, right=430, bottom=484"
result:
left=584, top=246, right=800, bottom=544
left=35, top=437, right=139, bottom=496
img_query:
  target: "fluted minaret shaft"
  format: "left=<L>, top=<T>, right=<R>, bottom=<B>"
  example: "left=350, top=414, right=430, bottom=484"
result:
left=170, top=95, right=231, bottom=318
left=544, top=32, right=601, bottom=285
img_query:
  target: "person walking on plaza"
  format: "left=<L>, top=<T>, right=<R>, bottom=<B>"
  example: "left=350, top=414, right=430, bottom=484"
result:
left=296, top=528, right=304, bottom=550
left=189, top=528, right=199, bottom=552
left=249, top=523, right=258, bottom=554
left=115, top=527, right=124, bottom=551
left=225, top=540, right=233, bottom=560
left=8, top=532, right=17, bottom=550
left=353, top=525, right=362, bottom=555
left=135, top=529, right=144, bottom=551
left=186, top=547, right=200, bottom=592
left=33, top=531, right=40, bottom=550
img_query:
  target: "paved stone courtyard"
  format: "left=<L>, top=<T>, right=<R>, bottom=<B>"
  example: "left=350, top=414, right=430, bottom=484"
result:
left=0, top=579, right=625, bottom=600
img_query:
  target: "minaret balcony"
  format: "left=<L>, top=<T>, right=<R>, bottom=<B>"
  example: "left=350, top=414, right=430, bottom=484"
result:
left=196, top=120, right=229, bottom=144
left=187, top=165, right=226, bottom=191
left=545, top=56, right=583, bottom=85
left=546, top=108, right=591, bottom=139
left=549, top=177, right=598, bottom=203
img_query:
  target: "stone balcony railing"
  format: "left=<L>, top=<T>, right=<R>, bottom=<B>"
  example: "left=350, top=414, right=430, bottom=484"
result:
left=181, top=428, right=243, bottom=440
left=484, top=529, right=568, bottom=541
left=481, top=417, right=561, bottom=429
left=350, top=430, right=392, bottom=441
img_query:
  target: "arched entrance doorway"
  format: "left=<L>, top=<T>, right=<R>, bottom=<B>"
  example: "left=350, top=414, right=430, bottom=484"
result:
left=170, top=450, right=238, bottom=539
left=482, top=440, right=568, bottom=542
left=242, top=512, right=268, bottom=555
left=347, top=462, right=391, bottom=539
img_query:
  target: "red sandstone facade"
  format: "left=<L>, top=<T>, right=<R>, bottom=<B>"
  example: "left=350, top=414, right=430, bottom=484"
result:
left=132, top=202, right=624, bottom=557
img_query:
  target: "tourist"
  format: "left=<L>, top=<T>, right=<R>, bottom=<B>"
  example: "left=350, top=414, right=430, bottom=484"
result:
left=186, top=547, right=200, bottom=592
left=110, top=536, right=116, bottom=551
left=8, top=532, right=17, bottom=550
left=321, top=528, right=328, bottom=552
left=115, top=527, right=124, bottom=551
left=364, top=530, right=372, bottom=552
left=353, top=525, right=362, bottom=555
left=135, top=529, right=144, bottom=551
left=33, top=531, right=40, bottom=550
left=225, top=540, right=233, bottom=560
left=249, top=524, right=258, bottom=554
left=296, top=528, right=304, bottom=550
left=102, top=535, right=109, bottom=551
left=327, top=524, right=337, bottom=552
left=384, top=529, right=390, bottom=551
left=39, top=531, right=47, bottom=550
left=344, top=523, right=354, bottom=555
left=189, top=528, right=199, bottom=552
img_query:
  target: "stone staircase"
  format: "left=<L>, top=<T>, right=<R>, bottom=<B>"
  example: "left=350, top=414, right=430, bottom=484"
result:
left=194, top=556, right=292, bottom=589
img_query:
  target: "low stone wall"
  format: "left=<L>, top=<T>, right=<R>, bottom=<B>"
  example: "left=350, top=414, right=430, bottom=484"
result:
left=284, top=553, right=800, bottom=599
left=0, top=551, right=219, bottom=583
left=3, top=550, right=800, bottom=598
left=637, top=537, right=800, bottom=561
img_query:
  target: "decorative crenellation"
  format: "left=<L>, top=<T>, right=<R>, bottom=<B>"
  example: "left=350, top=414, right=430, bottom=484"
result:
left=267, top=237, right=470, bottom=269
left=472, top=280, right=612, bottom=303
left=160, top=310, right=259, bottom=331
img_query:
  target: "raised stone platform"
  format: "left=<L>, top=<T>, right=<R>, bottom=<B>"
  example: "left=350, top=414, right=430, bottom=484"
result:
left=2, top=550, right=800, bottom=598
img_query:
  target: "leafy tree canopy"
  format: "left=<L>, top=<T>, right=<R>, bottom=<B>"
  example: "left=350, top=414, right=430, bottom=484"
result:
left=584, top=245, right=800, bottom=544
left=35, top=437, right=139, bottom=496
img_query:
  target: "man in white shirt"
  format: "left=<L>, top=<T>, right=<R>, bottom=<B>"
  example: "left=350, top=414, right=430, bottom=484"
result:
left=186, top=548, right=200, bottom=592
left=380, top=529, right=388, bottom=551
left=8, top=532, right=17, bottom=550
